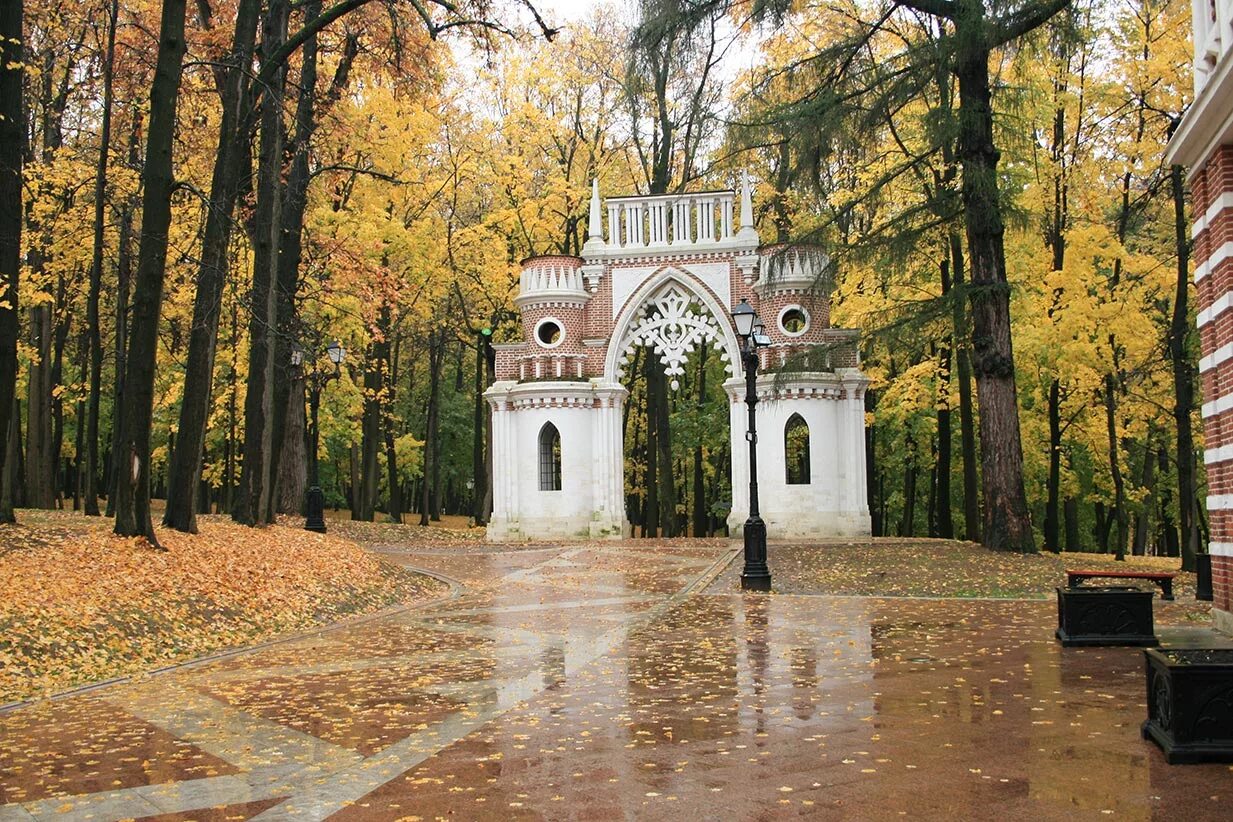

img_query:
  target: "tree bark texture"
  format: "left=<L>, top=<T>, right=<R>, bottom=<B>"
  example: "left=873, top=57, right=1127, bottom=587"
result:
left=276, top=376, right=307, bottom=514
left=164, top=0, right=260, bottom=532
left=418, top=331, right=443, bottom=526
left=0, top=0, right=21, bottom=523
left=113, top=0, right=189, bottom=544
left=1169, top=163, right=1199, bottom=571
left=954, top=6, right=1034, bottom=552
left=83, top=0, right=119, bottom=517
left=233, top=0, right=288, bottom=527
left=106, top=120, right=139, bottom=517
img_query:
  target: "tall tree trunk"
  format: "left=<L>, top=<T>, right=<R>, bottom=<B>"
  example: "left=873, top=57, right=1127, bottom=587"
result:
left=1132, top=436, right=1155, bottom=556
left=654, top=359, right=674, bottom=536
left=473, top=331, right=486, bottom=524
left=1044, top=379, right=1062, bottom=551
left=50, top=279, right=70, bottom=507
left=482, top=335, right=495, bottom=522
left=233, top=0, right=289, bottom=527
left=901, top=434, right=917, bottom=536
left=83, top=0, right=118, bottom=516
left=276, top=373, right=307, bottom=514
left=267, top=0, right=335, bottom=525
left=383, top=432, right=401, bottom=522
left=113, top=0, right=189, bottom=545
left=384, top=331, right=402, bottom=523
left=222, top=290, right=239, bottom=514
left=692, top=343, right=707, bottom=537
left=357, top=314, right=389, bottom=523
left=106, top=118, right=139, bottom=517
left=949, top=232, right=980, bottom=542
left=1104, top=374, right=1128, bottom=561
left=73, top=330, right=87, bottom=509
left=164, top=0, right=260, bottom=531
left=419, top=331, right=443, bottom=526
left=954, top=13, right=1034, bottom=553
left=1157, top=445, right=1179, bottom=558
left=25, top=299, right=54, bottom=508
left=1169, top=162, right=1199, bottom=571
left=866, top=387, right=880, bottom=536
left=0, top=0, right=19, bottom=523
left=1063, top=494, right=1079, bottom=553
left=644, top=350, right=659, bottom=538
left=936, top=262, right=955, bottom=539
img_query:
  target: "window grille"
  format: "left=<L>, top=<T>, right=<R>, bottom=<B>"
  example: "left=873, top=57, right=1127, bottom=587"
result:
left=539, top=423, right=562, bottom=491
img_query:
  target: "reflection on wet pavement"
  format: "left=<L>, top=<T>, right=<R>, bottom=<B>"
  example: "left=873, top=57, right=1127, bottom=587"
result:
left=2, top=541, right=1232, bottom=821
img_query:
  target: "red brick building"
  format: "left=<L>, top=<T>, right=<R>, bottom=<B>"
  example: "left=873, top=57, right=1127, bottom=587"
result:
left=1170, top=0, right=1233, bottom=631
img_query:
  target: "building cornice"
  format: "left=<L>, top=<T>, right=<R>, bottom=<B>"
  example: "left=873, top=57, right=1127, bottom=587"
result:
left=1168, top=51, right=1233, bottom=176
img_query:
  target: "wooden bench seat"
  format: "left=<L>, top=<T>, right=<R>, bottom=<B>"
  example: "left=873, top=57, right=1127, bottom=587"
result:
left=1066, top=569, right=1177, bottom=601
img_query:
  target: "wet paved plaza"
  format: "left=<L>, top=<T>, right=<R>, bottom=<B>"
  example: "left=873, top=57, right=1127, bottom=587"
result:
left=2, top=541, right=1233, bottom=821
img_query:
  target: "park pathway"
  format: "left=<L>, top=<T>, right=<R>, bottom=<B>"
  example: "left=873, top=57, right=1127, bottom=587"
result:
left=2, top=539, right=1233, bottom=820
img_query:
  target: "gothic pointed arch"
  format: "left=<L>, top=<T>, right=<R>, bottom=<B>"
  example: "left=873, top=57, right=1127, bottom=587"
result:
left=605, top=268, right=742, bottom=386
left=539, top=422, right=561, bottom=491
left=785, top=413, right=810, bottom=485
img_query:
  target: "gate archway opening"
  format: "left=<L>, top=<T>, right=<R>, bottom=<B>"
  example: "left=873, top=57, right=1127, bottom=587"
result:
left=612, top=279, right=738, bottom=537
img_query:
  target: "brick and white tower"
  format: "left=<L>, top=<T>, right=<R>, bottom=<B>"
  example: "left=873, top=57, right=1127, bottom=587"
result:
left=485, top=175, right=871, bottom=541
left=1170, top=0, right=1233, bottom=630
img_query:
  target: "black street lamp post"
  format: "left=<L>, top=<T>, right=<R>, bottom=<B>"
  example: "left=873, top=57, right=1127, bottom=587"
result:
left=731, top=299, right=772, bottom=591
left=299, top=340, right=345, bottom=533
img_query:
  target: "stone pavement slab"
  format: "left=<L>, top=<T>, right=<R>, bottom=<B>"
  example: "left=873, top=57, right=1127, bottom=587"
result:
left=2, top=540, right=1233, bottom=821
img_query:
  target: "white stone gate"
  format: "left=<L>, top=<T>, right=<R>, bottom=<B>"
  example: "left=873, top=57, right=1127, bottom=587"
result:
left=484, top=176, right=871, bottom=540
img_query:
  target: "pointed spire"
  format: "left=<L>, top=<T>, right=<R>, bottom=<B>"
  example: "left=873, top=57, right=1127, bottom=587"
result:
left=583, top=178, right=606, bottom=257
left=737, top=169, right=759, bottom=245
left=739, top=170, right=754, bottom=229
left=588, top=178, right=603, bottom=240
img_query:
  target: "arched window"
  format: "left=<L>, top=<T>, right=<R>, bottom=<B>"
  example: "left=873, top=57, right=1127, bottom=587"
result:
left=539, top=422, right=562, bottom=491
left=785, top=414, right=810, bottom=485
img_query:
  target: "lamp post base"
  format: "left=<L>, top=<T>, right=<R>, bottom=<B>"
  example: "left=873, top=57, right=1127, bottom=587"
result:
left=740, top=515, right=771, bottom=591
left=305, top=486, right=327, bottom=533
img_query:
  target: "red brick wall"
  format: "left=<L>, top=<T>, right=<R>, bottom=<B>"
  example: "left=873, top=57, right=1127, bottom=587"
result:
left=1214, top=555, right=1232, bottom=614
left=503, top=244, right=855, bottom=385
left=1193, top=144, right=1233, bottom=627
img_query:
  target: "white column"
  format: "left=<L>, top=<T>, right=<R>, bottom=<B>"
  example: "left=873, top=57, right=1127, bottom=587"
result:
left=851, top=388, right=869, bottom=513
left=696, top=197, right=714, bottom=241
left=607, top=203, right=622, bottom=245
left=503, top=404, right=518, bottom=529
left=834, top=394, right=851, bottom=513
left=673, top=200, right=691, bottom=244
left=489, top=401, right=505, bottom=526
left=726, top=381, right=749, bottom=530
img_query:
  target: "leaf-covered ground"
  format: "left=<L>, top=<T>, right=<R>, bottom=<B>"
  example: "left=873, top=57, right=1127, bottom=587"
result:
left=0, top=510, right=448, bottom=704
left=712, top=537, right=1207, bottom=605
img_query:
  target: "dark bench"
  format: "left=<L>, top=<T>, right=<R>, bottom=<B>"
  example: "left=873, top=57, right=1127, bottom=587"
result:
left=1066, top=569, right=1176, bottom=601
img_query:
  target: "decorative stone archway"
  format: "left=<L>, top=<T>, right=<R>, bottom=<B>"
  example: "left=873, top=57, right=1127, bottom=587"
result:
left=483, top=175, right=872, bottom=541
left=606, top=272, right=740, bottom=388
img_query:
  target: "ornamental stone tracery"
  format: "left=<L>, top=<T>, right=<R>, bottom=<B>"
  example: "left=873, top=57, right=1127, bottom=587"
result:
left=615, top=283, right=734, bottom=389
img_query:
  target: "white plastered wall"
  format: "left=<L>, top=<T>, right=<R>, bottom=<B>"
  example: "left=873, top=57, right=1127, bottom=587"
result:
left=485, top=381, right=628, bottom=541
left=727, top=371, right=871, bottom=539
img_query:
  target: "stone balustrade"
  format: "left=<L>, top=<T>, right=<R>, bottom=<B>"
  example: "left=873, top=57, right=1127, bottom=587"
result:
left=517, top=352, right=589, bottom=381
left=1194, top=0, right=1233, bottom=93
left=600, top=191, right=737, bottom=249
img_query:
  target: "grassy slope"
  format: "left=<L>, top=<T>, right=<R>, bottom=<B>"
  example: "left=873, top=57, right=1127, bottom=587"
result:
left=0, top=510, right=447, bottom=703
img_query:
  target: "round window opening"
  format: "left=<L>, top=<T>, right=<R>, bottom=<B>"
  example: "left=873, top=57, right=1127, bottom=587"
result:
left=779, top=306, right=810, bottom=337
left=535, top=317, right=564, bottom=348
